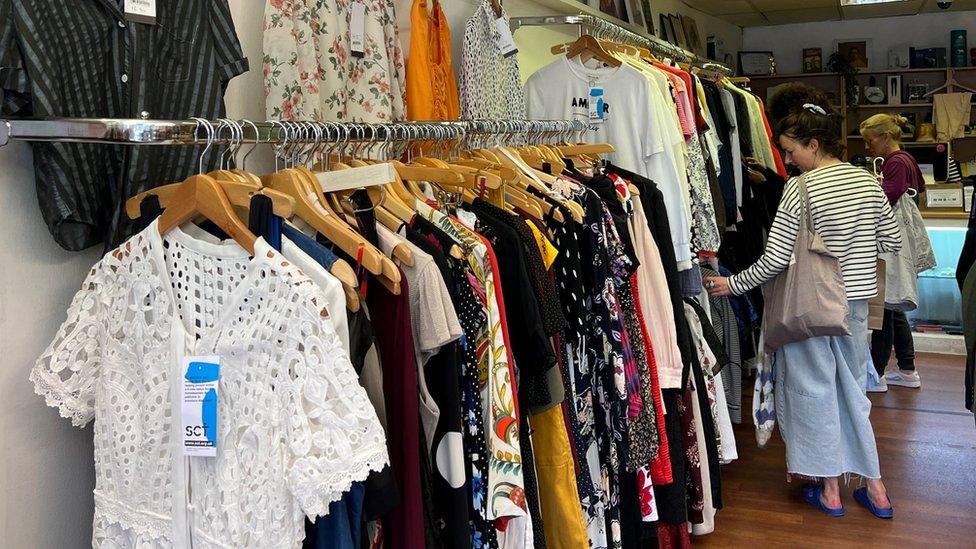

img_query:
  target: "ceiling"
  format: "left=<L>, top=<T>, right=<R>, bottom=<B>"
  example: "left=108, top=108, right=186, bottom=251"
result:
left=682, top=0, right=976, bottom=27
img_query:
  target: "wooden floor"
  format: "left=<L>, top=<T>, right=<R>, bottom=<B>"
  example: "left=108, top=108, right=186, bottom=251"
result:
left=696, top=353, right=976, bottom=548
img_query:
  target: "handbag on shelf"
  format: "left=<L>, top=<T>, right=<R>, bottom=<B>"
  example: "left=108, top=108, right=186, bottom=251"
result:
left=762, top=173, right=851, bottom=353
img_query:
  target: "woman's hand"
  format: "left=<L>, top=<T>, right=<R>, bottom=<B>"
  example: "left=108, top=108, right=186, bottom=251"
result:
left=704, top=276, right=732, bottom=297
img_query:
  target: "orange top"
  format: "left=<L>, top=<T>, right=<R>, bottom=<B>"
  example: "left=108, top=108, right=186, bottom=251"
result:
left=406, top=0, right=460, bottom=120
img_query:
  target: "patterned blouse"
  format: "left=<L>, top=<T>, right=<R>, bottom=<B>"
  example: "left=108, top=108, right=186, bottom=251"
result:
left=415, top=202, right=529, bottom=543
left=458, top=0, right=525, bottom=120
left=263, top=0, right=406, bottom=122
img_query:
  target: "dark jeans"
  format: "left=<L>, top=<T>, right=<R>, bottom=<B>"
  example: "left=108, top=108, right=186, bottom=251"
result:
left=871, top=309, right=916, bottom=375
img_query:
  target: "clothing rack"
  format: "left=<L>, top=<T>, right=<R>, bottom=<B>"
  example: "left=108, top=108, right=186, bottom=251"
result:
left=0, top=118, right=587, bottom=147
left=509, top=14, right=733, bottom=75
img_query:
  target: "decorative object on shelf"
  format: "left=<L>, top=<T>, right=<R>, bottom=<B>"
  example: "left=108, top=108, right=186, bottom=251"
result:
left=910, top=47, right=947, bottom=68
left=900, top=111, right=917, bottom=137
left=639, top=0, right=654, bottom=34
left=917, top=122, right=937, bottom=143
left=907, top=82, right=931, bottom=103
left=669, top=14, right=687, bottom=48
left=739, top=50, right=776, bottom=76
left=952, top=30, right=968, bottom=67
left=864, top=76, right=886, bottom=104
left=888, top=45, right=911, bottom=69
left=837, top=40, right=869, bottom=68
left=888, top=75, right=903, bottom=105
left=926, top=185, right=965, bottom=208
left=681, top=14, right=703, bottom=54
left=707, top=35, right=726, bottom=62
left=803, top=48, right=823, bottom=73
left=827, top=51, right=860, bottom=107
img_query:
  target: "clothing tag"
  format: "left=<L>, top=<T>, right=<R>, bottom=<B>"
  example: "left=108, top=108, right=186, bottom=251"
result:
left=588, top=87, right=605, bottom=124
left=181, top=356, right=220, bottom=457
left=124, top=0, right=156, bottom=24
left=494, top=17, right=518, bottom=58
left=350, top=1, right=366, bottom=58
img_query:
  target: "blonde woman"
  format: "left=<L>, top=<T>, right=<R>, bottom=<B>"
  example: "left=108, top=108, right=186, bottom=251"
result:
left=860, top=114, right=926, bottom=391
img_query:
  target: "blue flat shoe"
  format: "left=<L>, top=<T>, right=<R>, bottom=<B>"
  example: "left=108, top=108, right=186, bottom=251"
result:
left=802, top=483, right=845, bottom=517
left=853, top=487, right=894, bottom=519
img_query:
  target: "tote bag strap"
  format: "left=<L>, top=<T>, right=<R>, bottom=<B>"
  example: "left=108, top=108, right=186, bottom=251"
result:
left=796, top=173, right=813, bottom=232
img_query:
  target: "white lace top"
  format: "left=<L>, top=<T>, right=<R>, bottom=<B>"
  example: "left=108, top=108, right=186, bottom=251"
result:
left=31, top=221, right=388, bottom=548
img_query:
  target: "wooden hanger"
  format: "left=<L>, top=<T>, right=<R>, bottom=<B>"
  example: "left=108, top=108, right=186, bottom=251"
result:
left=321, top=161, right=416, bottom=268
left=496, top=147, right=585, bottom=222
left=125, top=176, right=296, bottom=220
left=413, top=155, right=503, bottom=191
left=262, top=169, right=390, bottom=280
left=157, top=175, right=257, bottom=255
left=297, top=165, right=404, bottom=294
left=559, top=34, right=621, bottom=68
left=556, top=142, right=616, bottom=157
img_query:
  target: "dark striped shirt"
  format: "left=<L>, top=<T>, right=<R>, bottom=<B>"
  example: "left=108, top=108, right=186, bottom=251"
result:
left=729, top=163, right=901, bottom=300
left=0, top=0, right=248, bottom=250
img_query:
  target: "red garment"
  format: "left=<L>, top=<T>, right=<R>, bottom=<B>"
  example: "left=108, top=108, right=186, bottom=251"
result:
left=653, top=63, right=706, bottom=130
left=630, top=273, right=673, bottom=485
left=367, top=272, right=424, bottom=549
left=657, top=523, right=693, bottom=549
left=680, top=385, right=705, bottom=525
left=758, top=100, right=788, bottom=179
left=476, top=232, right=522, bottom=422
left=882, top=149, right=927, bottom=204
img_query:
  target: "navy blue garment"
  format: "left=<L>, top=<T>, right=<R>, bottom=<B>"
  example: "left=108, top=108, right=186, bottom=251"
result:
left=282, top=223, right=341, bottom=270
left=306, top=483, right=366, bottom=549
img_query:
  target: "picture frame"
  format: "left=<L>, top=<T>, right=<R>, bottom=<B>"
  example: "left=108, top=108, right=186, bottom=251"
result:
left=640, top=0, right=654, bottom=35
left=669, top=14, right=687, bottom=49
left=907, top=82, right=930, bottom=103
left=659, top=13, right=671, bottom=42
left=738, top=51, right=775, bottom=76
left=598, top=0, right=620, bottom=20
left=627, top=0, right=645, bottom=31
left=802, top=48, right=823, bottom=73
left=681, top=14, right=702, bottom=54
left=835, top=39, right=871, bottom=69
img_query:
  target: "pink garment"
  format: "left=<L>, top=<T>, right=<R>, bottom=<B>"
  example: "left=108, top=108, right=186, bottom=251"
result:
left=628, top=197, right=684, bottom=391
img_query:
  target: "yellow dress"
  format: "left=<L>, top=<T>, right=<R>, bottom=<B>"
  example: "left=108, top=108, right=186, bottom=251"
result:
left=406, top=0, right=460, bottom=120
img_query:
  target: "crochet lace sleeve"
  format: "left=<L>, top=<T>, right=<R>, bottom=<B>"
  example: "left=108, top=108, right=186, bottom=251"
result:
left=283, top=287, right=390, bottom=519
left=30, top=263, right=108, bottom=428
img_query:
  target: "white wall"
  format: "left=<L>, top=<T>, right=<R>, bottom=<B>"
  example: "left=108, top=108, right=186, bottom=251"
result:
left=743, top=11, right=976, bottom=74
left=0, top=142, right=100, bottom=546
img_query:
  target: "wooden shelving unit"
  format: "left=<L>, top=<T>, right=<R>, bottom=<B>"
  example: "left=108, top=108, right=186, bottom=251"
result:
left=747, top=66, right=974, bottom=220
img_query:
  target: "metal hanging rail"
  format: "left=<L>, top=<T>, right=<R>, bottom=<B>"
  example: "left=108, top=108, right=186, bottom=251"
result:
left=0, top=118, right=588, bottom=147
left=509, top=14, right=732, bottom=75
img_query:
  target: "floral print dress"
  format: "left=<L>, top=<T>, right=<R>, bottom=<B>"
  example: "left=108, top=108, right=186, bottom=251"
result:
left=264, top=0, right=406, bottom=122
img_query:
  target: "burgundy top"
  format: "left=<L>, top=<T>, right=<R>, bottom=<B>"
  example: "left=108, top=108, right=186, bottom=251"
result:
left=367, top=272, right=425, bottom=549
left=882, top=149, right=926, bottom=205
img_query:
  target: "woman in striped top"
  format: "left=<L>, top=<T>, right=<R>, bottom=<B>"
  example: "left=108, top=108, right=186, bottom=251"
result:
left=705, top=99, right=901, bottom=519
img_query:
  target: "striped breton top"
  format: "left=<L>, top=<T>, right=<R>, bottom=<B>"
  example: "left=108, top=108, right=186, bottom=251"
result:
left=729, top=162, right=902, bottom=300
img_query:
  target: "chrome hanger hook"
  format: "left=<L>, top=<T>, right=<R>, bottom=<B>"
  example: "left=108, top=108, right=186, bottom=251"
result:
left=191, top=117, right=215, bottom=174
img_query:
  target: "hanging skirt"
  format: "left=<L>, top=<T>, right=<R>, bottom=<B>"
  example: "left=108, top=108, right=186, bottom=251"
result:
left=774, top=299, right=882, bottom=479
